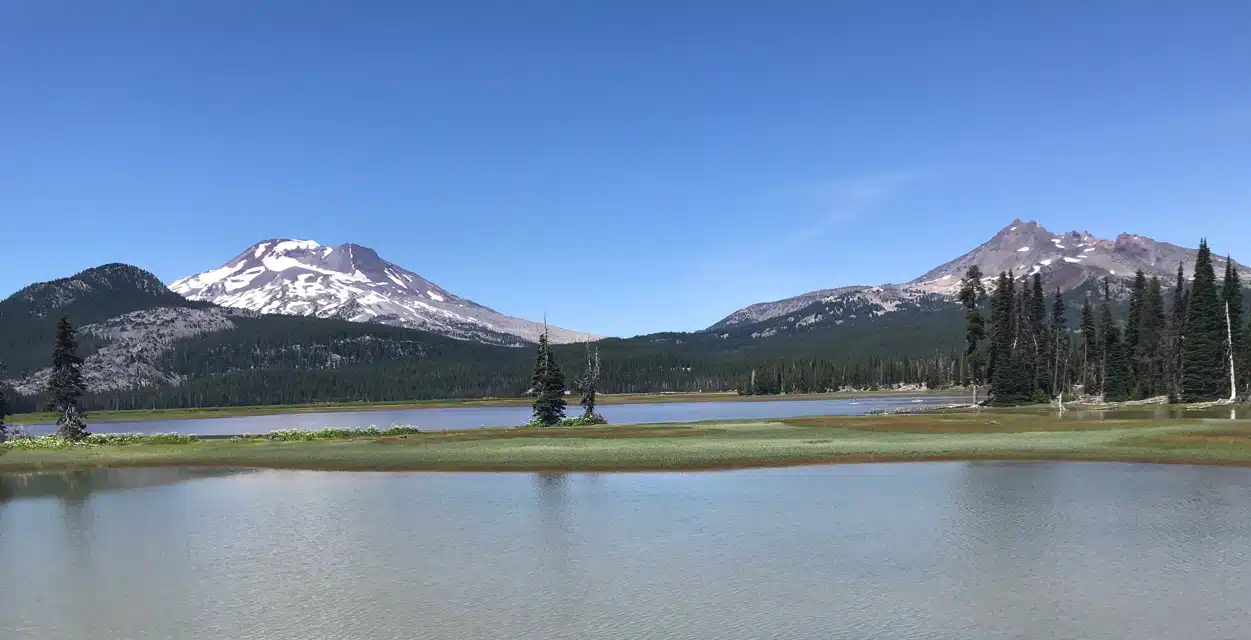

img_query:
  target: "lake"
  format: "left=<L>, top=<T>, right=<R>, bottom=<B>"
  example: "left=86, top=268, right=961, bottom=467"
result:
left=3, top=462, right=1251, bottom=638
left=18, top=395, right=962, bottom=436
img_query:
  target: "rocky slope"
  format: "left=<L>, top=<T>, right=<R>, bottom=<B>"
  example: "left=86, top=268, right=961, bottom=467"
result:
left=170, top=239, right=594, bottom=345
left=6, top=307, right=240, bottom=395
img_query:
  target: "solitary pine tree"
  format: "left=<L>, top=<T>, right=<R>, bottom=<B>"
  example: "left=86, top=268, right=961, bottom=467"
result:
left=577, top=342, right=602, bottom=419
left=530, top=327, right=567, bottom=426
left=46, top=315, right=88, bottom=440
left=1182, top=240, right=1227, bottom=401
left=1222, top=258, right=1244, bottom=398
left=1080, top=295, right=1098, bottom=393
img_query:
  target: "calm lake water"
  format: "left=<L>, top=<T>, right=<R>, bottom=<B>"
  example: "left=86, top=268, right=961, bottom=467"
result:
left=3, top=463, right=1251, bottom=639
left=19, top=395, right=961, bottom=436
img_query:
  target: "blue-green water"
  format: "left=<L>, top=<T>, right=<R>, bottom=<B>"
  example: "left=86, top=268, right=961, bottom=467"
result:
left=3, top=462, right=1251, bottom=639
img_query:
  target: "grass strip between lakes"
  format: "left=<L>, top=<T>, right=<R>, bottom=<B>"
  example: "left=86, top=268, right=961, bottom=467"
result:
left=6, top=411, right=1251, bottom=473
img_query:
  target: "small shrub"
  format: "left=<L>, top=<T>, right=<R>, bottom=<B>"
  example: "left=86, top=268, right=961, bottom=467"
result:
left=232, top=425, right=420, bottom=442
left=519, top=414, right=609, bottom=428
left=560, top=413, right=608, bottom=427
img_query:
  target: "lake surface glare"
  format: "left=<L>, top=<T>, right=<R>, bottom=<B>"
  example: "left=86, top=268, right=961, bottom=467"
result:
left=4, top=462, right=1251, bottom=639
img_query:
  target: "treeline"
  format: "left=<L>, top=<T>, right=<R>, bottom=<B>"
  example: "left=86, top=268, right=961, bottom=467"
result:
left=734, top=353, right=969, bottom=395
left=3, top=349, right=973, bottom=413
left=966, top=239, right=1246, bottom=405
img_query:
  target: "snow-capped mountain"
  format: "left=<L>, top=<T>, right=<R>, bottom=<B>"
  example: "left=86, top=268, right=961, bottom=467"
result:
left=170, top=239, right=595, bottom=345
left=711, top=220, right=1238, bottom=331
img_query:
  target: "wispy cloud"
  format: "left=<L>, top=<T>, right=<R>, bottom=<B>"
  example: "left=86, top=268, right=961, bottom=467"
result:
left=763, top=170, right=931, bottom=246
left=662, top=169, right=933, bottom=329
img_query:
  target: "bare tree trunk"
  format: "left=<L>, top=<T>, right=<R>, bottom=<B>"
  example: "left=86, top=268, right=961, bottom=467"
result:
left=1227, top=302, right=1237, bottom=402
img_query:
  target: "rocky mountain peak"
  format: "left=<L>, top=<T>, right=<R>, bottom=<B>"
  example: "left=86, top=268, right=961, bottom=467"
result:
left=908, top=221, right=1237, bottom=294
left=711, top=219, right=1241, bottom=331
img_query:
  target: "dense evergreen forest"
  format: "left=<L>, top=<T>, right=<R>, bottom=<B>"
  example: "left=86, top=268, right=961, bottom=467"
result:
left=951, top=239, right=1250, bottom=405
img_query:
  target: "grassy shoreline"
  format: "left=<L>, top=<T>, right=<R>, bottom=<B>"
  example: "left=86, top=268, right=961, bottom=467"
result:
left=7, top=389, right=956, bottom=425
left=5, top=411, right=1251, bottom=474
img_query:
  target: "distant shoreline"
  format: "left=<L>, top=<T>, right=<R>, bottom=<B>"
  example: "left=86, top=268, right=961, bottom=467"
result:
left=8, top=389, right=959, bottom=425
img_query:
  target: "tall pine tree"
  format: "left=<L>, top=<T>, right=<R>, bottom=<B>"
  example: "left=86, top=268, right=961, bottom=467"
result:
left=1165, top=262, right=1188, bottom=401
left=1126, top=270, right=1147, bottom=394
left=988, top=271, right=1033, bottom=405
left=1097, top=277, right=1115, bottom=395
left=1050, top=288, right=1069, bottom=397
left=529, top=327, right=568, bottom=426
left=46, top=315, right=88, bottom=440
left=987, top=271, right=1014, bottom=387
left=1222, top=257, right=1244, bottom=399
left=1182, top=240, right=1226, bottom=401
left=957, top=265, right=987, bottom=391
left=1137, top=277, right=1166, bottom=398
left=1080, top=295, right=1098, bottom=393
left=1028, top=274, right=1047, bottom=396
left=1103, top=321, right=1133, bottom=402
left=577, top=342, right=602, bottom=419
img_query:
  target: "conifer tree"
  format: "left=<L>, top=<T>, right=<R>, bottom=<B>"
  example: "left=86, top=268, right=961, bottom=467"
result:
left=1126, top=270, right=1147, bottom=393
left=1097, top=277, right=1115, bottom=395
left=1103, top=322, right=1133, bottom=402
left=1080, top=295, right=1098, bottom=393
left=577, top=342, right=602, bottom=418
left=46, top=315, right=88, bottom=440
left=1182, top=240, right=1226, bottom=401
left=1243, top=318, right=1251, bottom=398
left=987, top=271, right=1015, bottom=386
left=988, top=271, right=1033, bottom=404
left=0, top=383, right=10, bottom=443
left=530, top=327, right=567, bottom=425
left=1050, top=288, right=1069, bottom=396
left=1222, top=258, right=1243, bottom=398
left=1028, top=274, right=1047, bottom=395
left=1138, top=277, right=1166, bottom=398
left=957, top=265, right=987, bottom=391
left=1165, top=262, right=1188, bottom=401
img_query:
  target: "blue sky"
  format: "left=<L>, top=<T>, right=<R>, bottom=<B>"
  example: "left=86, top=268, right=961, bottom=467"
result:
left=3, top=1, right=1250, bottom=337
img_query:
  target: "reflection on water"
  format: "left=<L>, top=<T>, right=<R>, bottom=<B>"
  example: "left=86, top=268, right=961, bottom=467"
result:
left=1019, top=403, right=1251, bottom=421
left=0, top=468, right=246, bottom=503
left=4, top=463, right=1251, bottom=639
